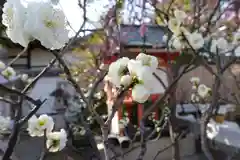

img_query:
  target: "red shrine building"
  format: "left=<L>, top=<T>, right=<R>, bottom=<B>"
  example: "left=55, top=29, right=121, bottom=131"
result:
left=104, top=24, right=179, bottom=136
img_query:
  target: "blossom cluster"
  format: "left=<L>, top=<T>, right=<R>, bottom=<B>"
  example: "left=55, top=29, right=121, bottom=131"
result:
left=164, top=8, right=240, bottom=56
left=107, top=53, right=158, bottom=103
left=2, top=0, right=69, bottom=50
left=190, top=77, right=211, bottom=103
left=0, top=60, right=33, bottom=83
left=27, top=114, right=67, bottom=152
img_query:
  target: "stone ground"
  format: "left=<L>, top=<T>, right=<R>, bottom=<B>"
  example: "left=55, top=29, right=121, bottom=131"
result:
left=0, top=134, right=208, bottom=160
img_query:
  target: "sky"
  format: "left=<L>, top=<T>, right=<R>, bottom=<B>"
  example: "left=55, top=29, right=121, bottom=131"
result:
left=59, top=0, right=111, bottom=37
left=59, top=0, right=154, bottom=37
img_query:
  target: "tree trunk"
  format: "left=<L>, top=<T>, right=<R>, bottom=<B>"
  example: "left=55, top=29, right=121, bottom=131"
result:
left=169, top=118, right=181, bottom=160
left=168, top=64, right=181, bottom=160
left=200, top=115, right=214, bottom=160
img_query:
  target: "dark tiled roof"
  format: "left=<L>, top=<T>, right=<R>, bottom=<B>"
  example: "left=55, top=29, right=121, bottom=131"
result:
left=120, top=24, right=168, bottom=47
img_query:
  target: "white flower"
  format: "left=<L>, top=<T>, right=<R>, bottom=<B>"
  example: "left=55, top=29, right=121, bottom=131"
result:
left=131, top=84, right=150, bottom=103
left=190, top=77, right=200, bottom=84
left=197, top=84, right=211, bottom=98
left=108, top=57, right=130, bottom=86
left=206, top=121, right=219, bottom=139
left=127, top=59, right=142, bottom=75
left=168, top=18, right=181, bottom=35
left=192, top=85, right=197, bottom=90
left=136, top=53, right=158, bottom=71
left=187, top=32, right=204, bottom=50
left=25, top=1, right=69, bottom=50
left=171, top=36, right=182, bottom=50
left=21, top=73, right=28, bottom=82
left=174, top=9, right=187, bottom=23
left=135, top=66, right=156, bottom=91
left=1, top=67, right=16, bottom=79
left=27, top=114, right=54, bottom=137
left=210, top=38, right=228, bottom=53
left=94, top=92, right=103, bottom=99
left=191, top=94, right=199, bottom=102
left=0, top=61, right=6, bottom=70
left=120, top=75, right=132, bottom=87
left=2, top=0, right=31, bottom=47
left=46, top=129, right=67, bottom=152
left=27, top=78, right=33, bottom=84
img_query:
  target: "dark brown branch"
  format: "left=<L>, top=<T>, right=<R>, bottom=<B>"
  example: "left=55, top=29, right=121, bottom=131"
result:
left=143, top=57, right=196, bottom=118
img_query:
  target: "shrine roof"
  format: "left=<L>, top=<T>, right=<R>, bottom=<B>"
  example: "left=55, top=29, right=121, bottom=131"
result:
left=120, top=24, right=169, bottom=48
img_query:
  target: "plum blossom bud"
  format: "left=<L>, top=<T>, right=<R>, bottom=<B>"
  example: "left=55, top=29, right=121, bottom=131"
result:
left=1, top=67, right=16, bottom=79
left=21, top=74, right=28, bottom=82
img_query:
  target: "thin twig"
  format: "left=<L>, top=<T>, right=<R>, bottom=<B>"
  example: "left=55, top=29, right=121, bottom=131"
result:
left=7, top=46, right=29, bottom=66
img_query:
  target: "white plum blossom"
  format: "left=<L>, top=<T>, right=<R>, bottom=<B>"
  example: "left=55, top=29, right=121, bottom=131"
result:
left=1, top=67, right=16, bottom=79
left=131, top=84, right=150, bottom=103
left=136, top=53, right=159, bottom=71
left=168, top=18, right=181, bottom=35
left=127, top=59, right=143, bottom=75
left=2, top=0, right=31, bottom=47
left=120, top=75, right=132, bottom=87
left=206, top=121, right=219, bottom=139
left=25, top=1, right=69, bottom=50
left=187, top=32, right=204, bottom=50
left=46, top=129, right=67, bottom=152
left=171, top=36, right=182, bottom=50
left=108, top=57, right=130, bottom=87
left=0, top=61, right=6, bottom=69
left=27, top=114, right=54, bottom=137
left=197, top=84, right=211, bottom=98
left=191, top=94, right=199, bottom=103
left=2, top=0, right=69, bottom=49
left=21, top=73, right=29, bottom=82
left=135, top=66, right=156, bottom=91
left=190, top=77, right=200, bottom=84
left=107, top=54, right=158, bottom=104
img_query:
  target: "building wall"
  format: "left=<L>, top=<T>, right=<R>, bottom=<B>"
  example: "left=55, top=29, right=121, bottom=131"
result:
left=7, top=48, right=56, bottom=67
left=176, top=64, right=240, bottom=103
